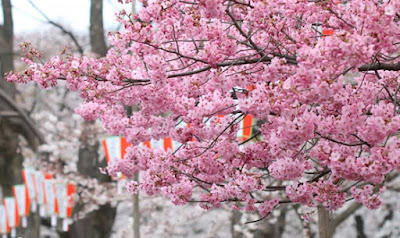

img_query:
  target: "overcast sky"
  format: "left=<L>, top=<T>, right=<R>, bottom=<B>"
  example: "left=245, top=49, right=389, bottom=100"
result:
left=6, top=0, right=132, bottom=34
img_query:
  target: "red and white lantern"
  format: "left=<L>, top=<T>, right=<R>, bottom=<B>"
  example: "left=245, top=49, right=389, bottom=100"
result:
left=102, top=136, right=131, bottom=179
left=55, top=183, right=75, bottom=231
left=141, top=138, right=176, bottom=151
left=33, top=171, right=45, bottom=216
left=43, top=177, right=57, bottom=227
left=0, top=205, right=8, bottom=237
left=12, top=184, right=29, bottom=228
left=21, top=168, right=36, bottom=212
left=4, top=197, right=18, bottom=238
left=236, top=114, right=254, bottom=142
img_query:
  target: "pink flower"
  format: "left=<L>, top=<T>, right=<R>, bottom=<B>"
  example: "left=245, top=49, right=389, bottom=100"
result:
left=258, top=199, right=279, bottom=217
left=269, top=158, right=311, bottom=180
left=351, top=185, right=384, bottom=209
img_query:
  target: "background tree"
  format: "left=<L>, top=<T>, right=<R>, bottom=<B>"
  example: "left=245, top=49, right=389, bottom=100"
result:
left=90, top=0, right=107, bottom=57
left=0, top=0, right=42, bottom=237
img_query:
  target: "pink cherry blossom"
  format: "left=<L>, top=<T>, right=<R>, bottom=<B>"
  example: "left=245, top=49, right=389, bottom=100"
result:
left=7, top=0, right=400, bottom=219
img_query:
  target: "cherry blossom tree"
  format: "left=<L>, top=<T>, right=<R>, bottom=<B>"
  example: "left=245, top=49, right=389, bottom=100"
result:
left=7, top=0, right=400, bottom=237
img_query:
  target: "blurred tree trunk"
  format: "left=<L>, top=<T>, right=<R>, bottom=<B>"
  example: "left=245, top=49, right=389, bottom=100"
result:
left=60, top=1, right=116, bottom=237
left=0, top=0, right=15, bottom=97
left=231, top=210, right=242, bottom=238
left=89, top=0, right=107, bottom=57
left=0, top=1, right=41, bottom=237
left=354, top=215, right=367, bottom=238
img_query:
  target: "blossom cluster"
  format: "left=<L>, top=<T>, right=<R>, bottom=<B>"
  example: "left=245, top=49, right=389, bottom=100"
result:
left=351, top=185, right=385, bottom=210
left=7, top=0, right=400, bottom=219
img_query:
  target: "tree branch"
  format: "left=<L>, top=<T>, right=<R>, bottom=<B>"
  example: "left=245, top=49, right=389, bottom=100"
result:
left=358, top=62, right=400, bottom=71
left=0, top=88, right=45, bottom=148
left=27, top=0, right=84, bottom=55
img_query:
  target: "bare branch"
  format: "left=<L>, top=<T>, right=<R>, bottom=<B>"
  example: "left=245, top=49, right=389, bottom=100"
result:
left=27, top=0, right=84, bottom=55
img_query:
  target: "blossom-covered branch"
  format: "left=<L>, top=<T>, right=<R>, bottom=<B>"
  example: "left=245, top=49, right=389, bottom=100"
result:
left=7, top=0, right=400, bottom=223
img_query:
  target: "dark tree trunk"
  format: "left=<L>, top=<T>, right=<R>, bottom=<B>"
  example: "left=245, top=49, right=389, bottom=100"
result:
left=355, top=215, right=367, bottom=238
left=0, top=1, right=41, bottom=237
left=0, top=0, right=15, bottom=98
left=0, top=119, right=23, bottom=196
left=90, top=0, right=107, bottom=57
left=0, top=0, right=19, bottom=194
left=60, top=204, right=116, bottom=238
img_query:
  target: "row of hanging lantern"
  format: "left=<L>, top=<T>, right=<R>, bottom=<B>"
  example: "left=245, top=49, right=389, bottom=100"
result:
left=0, top=169, right=75, bottom=238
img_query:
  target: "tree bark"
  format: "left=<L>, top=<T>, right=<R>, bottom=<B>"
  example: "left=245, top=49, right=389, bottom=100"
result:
left=318, top=206, right=332, bottom=238
left=0, top=119, right=23, bottom=195
left=0, top=0, right=15, bottom=98
left=90, top=0, right=107, bottom=57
